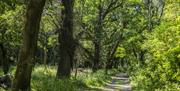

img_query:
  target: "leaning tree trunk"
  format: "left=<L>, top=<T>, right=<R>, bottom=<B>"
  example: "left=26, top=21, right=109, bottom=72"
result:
left=12, top=0, right=46, bottom=91
left=56, top=0, right=75, bottom=78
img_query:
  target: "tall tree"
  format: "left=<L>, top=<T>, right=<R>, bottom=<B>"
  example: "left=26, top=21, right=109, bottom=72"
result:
left=56, top=0, right=75, bottom=78
left=92, top=0, right=103, bottom=72
left=12, top=0, right=46, bottom=91
left=92, top=0, right=123, bottom=72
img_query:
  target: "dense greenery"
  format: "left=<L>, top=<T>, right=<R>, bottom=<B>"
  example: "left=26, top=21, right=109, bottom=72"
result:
left=0, top=0, right=179, bottom=91
left=0, top=66, right=118, bottom=91
left=31, top=66, right=118, bottom=91
left=128, top=0, right=180, bottom=90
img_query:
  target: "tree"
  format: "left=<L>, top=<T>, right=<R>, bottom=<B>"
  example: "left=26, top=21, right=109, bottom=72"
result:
left=12, top=0, right=46, bottom=90
left=56, top=0, right=75, bottom=78
left=72, top=0, right=123, bottom=71
left=92, top=0, right=123, bottom=72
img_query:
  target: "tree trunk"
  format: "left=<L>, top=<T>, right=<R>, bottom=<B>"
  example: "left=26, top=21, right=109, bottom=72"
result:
left=43, top=47, right=47, bottom=70
left=92, top=2, right=103, bottom=72
left=105, top=36, right=122, bottom=73
left=12, top=0, right=46, bottom=91
left=0, top=43, right=9, bottom=74
left=0, top=29, right=9, bottom=74
left=147, top=0, right=152, bottom=31
left=56, top=0, right=75, bottom=78
left=139, top=50, right=146, bottom=65
left=93, top=41, right=101, bottom=72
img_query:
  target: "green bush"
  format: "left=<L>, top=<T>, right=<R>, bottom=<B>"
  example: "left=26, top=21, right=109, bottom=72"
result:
left=129, top=1, right=180, bottom=90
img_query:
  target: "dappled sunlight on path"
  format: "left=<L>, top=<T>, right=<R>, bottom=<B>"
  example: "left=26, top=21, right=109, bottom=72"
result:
left=96, top=73, right=132, bottom=91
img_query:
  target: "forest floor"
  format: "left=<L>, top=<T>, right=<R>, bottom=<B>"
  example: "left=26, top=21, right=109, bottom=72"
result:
left=0, top=66, right=132, bottom=91
left=96, top=73, right=131, bottom=91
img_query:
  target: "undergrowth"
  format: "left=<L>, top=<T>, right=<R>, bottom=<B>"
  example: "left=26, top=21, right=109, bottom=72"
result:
left=0, top=66, right=118, bottom=91
left=31, top=66, right=118, bottom=91
left=129, top=64, right=180, bottom=91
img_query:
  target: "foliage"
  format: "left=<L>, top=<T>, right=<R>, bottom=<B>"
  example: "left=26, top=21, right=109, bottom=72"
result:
left=0, top=0, right=179, bottom=90
left=30, top=66, right=118, bottom=91
left=129, top=0, right=180, bottom=90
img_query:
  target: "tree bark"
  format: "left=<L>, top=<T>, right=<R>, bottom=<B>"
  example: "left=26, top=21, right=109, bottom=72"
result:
left=92, top=2, right=103, bottom=72
left=12, top=0, right=46, bottom=91
left=0, top=43, right=9, bottom=74
left=93, top=41, right=101, bottom=72
left=148, top=0, right=152, bottom=31
left=56, top=0, right=75, bottom=78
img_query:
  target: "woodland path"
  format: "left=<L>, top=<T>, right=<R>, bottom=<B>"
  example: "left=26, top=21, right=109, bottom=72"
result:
left=101, top=73, right=131, bottom=91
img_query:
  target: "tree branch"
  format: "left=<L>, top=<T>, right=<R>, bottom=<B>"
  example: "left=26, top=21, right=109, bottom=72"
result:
left=103, top=0, right=123, bottom=19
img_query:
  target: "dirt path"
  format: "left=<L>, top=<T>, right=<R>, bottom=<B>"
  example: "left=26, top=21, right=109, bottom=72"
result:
left=101, top=73, right=131, bottom=91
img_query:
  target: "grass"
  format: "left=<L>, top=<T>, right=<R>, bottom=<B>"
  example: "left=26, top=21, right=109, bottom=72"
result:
left=30, top=65, right=119, bottom=91
left=31, top=66, right=89, bottom=91
left=0, top=65, right=119, bottom=91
